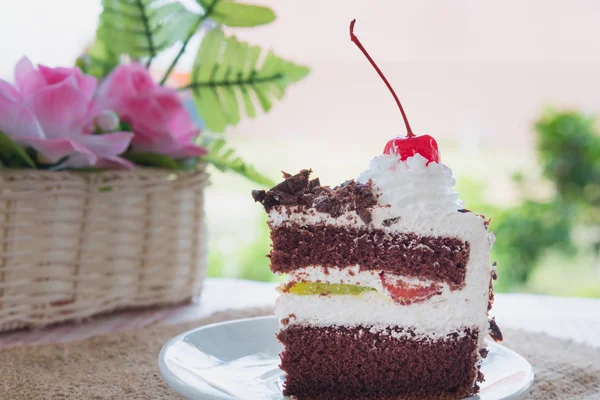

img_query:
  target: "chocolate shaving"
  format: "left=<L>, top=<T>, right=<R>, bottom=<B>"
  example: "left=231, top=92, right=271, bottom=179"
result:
left=477, top=370, right=485, bottom=384
left=488, top=262, right=498, bottom=311
left=252, top=169, right=377, bottom=224
left=280, top=281, right=295, bottom=293
left=484, top=217, right=492, bottom=229
left=488, top=278, right=495, bottom=312
left=251, top=169, right=312, bottom=210
left=382, top=216, right=401, bottom=227
left=281, top=313, right=297, bottom=327
left=250, top=189, right=265, bottom=203
left=458, top=208, right=492, bottom=230
left=309, top=178, right=320, bottom=190
left=479, top=348, right=489, bottom=359
left=489, top=318, right=503, bottom=342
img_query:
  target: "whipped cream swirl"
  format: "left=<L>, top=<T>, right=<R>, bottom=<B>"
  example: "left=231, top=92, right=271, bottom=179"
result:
left=357, top=154, right=464, bottom=216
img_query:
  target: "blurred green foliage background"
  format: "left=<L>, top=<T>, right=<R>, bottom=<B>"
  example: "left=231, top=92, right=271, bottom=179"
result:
left=206, top=109, right=600, bottom=297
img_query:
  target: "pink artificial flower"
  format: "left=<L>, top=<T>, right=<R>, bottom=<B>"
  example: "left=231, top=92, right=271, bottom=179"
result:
left=0, top=57, right=133, bottom=169
left=96, top=63, right=206, bottom=159
left=16, top=58, right=97, bottom=101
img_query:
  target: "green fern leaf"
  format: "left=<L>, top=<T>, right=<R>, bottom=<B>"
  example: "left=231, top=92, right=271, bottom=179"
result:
left=198, top=0, right=276, bottom=27
left=97, top=0, right=198, bottom=61
left=200, top=136, right=274, bottom=186
left=188, top=28, right=310, bottom=132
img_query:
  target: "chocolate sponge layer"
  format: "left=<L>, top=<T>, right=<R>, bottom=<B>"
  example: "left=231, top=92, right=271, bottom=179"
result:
left=269, top=224, right=470, bottom=289
left=278, top=325, right=481, bottom=400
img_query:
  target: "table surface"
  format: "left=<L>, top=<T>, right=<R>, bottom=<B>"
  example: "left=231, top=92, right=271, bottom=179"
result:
left=1, top=278, right=599, bottom=348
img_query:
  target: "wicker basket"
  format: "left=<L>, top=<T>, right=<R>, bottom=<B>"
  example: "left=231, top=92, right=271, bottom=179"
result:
left=0, top=165, right=209, bottom=332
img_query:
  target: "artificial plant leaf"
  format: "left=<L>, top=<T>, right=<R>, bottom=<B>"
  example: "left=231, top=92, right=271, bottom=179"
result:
left=77, top=37, right=120, bottom=79
left=240, top=86, right=256, bottom=118
left=221, top=86, right=241, bottom=125
left=97, top=0, right=199, bottom=60
left=208, top=0, right=276, bottom=27
left=253, top=85, right=272, bottom=112
left=189, top=28, right=310, bottom=132
left=193, top=88, right=229, bottom=133
left=193, top=29, right=224, bottom=82
left=123, top=152, right=179, bottom=169
left=176, top=157, right=199, bottom=171
left=0, top=132, right=37, bottom=169
left=200, top=135, right=274, bottom=186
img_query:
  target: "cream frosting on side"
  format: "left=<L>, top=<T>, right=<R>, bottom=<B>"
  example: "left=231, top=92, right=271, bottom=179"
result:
left=277, top=292, right=485, bottom=343
left=278, top=261, right=491, bottom=349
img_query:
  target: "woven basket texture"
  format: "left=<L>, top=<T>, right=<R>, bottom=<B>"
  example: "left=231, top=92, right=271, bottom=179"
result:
left=0, top=165, right=209, bottom=332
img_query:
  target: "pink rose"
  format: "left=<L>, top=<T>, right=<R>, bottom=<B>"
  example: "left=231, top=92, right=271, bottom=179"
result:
left=0, top=57, right=133, bottom=169
left=16, top=58, right=97, bottom=101
left=97, top=63, right=206, bottom=159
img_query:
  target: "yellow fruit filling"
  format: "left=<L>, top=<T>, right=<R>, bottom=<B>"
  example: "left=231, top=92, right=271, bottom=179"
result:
left=286, top=282, right=376, bottom=296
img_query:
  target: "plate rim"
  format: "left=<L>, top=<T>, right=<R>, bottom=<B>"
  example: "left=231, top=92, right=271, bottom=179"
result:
left=158, top=315, right=534, bottom=400
left=158, top=315, right=277, bottom=399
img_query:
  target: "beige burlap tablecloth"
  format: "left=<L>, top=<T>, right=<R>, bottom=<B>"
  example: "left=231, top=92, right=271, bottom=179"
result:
left=1, top=307, right=599, bottom=400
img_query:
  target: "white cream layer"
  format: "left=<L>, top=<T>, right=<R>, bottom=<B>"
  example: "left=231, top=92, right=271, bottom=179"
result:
left=278, top=292, right=482, bottom=340
left=288, top=265, right=438, bottom=294
left=278, top=265, right=491, bottom=348
left=268, top=207, right=490, bottom=245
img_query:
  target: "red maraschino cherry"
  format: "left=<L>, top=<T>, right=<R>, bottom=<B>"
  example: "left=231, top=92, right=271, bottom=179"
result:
left=383, top=134, right=440, bottom=164
left=349, top=19, right=440, bottom=164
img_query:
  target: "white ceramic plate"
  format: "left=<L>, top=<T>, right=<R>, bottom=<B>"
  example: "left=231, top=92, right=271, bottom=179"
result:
left=159, top=316, right=534, bottom=400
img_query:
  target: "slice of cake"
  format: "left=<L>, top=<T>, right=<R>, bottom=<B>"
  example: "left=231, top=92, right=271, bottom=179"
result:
left=251, top=19, right=502, bottom=400
left=253, top=156, right=501, bottom=399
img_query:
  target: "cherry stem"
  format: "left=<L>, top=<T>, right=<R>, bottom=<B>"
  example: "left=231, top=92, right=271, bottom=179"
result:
left=349, top=19, right=415, bottom=137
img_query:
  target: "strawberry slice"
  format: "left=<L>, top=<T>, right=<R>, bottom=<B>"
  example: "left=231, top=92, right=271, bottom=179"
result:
left=380, top=272, right=442, bottom=305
